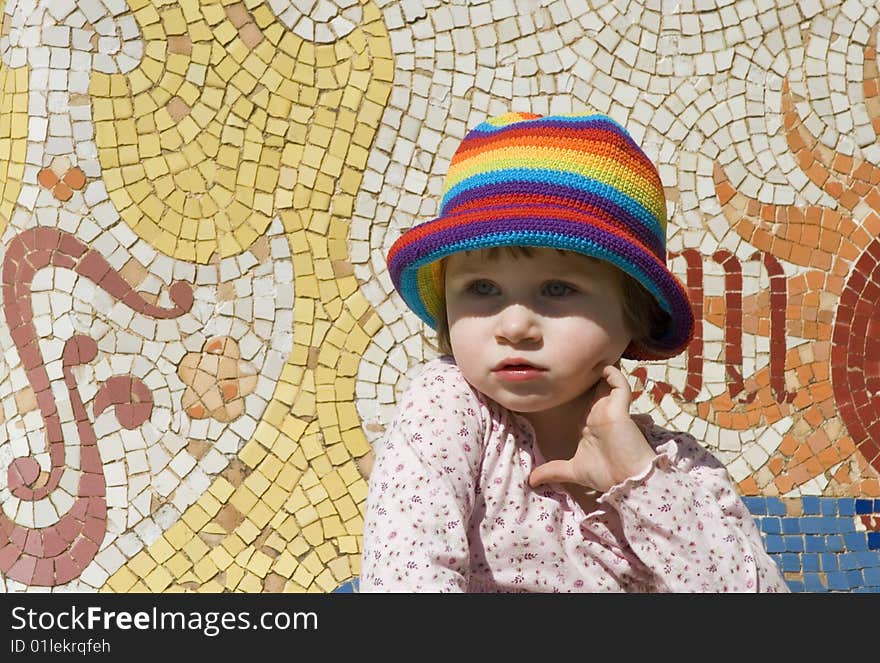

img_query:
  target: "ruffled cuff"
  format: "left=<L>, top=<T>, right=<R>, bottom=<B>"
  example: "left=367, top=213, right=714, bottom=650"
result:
left=597, top=438, right=678, bottom=507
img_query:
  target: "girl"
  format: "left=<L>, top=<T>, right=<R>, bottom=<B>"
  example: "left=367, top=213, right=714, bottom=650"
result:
left=360, top=112, right=789, bottom=592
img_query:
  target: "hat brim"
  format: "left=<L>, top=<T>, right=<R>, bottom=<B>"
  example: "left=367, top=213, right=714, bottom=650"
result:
left=387, top=202, right=695, bottom=361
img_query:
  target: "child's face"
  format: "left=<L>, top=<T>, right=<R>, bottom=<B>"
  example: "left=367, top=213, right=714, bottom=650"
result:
left=444, top=247, right=633, bottom=415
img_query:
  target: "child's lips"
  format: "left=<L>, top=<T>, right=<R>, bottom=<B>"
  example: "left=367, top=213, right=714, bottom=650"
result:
left=492, top=360, right=547, bottom=381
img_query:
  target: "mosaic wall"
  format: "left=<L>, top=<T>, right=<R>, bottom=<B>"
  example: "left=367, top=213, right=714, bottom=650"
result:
left=0, top=0, right=879, bottom=593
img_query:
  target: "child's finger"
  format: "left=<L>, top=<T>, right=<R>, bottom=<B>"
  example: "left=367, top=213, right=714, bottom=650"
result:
left=603, top=364, right=631, bottom=396
left=528, top=460, right=577, bottom=488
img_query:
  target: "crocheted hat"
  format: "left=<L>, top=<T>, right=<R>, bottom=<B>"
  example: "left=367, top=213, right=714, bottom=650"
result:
left=386, top=112, right=695, bottom=360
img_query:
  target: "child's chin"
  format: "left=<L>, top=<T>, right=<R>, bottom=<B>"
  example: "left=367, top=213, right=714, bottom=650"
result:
left=489, top=392, right=556, bottom=414
left=491, top=383, right=599, bottom=416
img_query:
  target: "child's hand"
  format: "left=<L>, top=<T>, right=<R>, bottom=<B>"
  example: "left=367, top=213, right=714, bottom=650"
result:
left=528, top=365, right=657, bottom=494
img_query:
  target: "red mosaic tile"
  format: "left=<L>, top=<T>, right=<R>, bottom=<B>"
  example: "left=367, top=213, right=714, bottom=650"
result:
left=78, top=473, right=105, bottom=497
left=54, top=554, right=79, bottom=585
left=8, top=554, right=37, bottom=585
left=32, top=558, right=54, bottom=586
left=23, top=529, right=43, bottom=556
left=0, top=544, right=21, bottom=571
left=69, top=537, right=98, bottom=567
left=42, top=529, right=67, bottom=558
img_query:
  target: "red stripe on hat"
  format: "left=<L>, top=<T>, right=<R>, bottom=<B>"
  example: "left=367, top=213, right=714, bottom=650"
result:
left=387, top=201, right=664, bottom=267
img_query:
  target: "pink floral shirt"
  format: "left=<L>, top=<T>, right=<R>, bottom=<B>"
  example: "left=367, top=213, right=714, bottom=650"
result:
left=360, top=357, right=789, bottom=593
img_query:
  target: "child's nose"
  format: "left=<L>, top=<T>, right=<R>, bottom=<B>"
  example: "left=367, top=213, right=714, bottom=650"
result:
left=495, top=304, right=541, bottom=344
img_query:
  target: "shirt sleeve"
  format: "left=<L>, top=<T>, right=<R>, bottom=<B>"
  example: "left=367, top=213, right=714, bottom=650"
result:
left=599, top=417, right=791, bottom=593
left=359, top=359, right=485, bottom=592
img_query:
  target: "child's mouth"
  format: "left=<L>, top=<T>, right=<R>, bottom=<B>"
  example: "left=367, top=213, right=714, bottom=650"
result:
left=493, top=361, right=547, bottom=382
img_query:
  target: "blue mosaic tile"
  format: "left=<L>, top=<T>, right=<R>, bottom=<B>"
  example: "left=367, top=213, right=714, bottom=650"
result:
left=743, top=496, right=766, bottom=515
left=802, top=516, right=836, bottom=534
left=844, top=532, right=868, bottom=551
left=764, top=534, right=784, bottom=553
left=820, top=552, right=838, bottom=571
left=766, top=498, right=787, bottom=516
left=838, top=499, right=856, bottom=517
left=820, top=498, right=837, bottom=516
left=832, top=519, right=851, bottom=533
left=856, top=499, right=875, bottom=515
left=333, top=579, right=359, bottom=593
left=837, top=518, right=854, bottom=533
left=775, top=553, right=804, bottom=573
left=781, top=518, right=801, bottom=534
left=846, top=569, right=865, bottom=586
left=802, top=496, right=820, bottom=514
left=825, top=535, right=845, bottom=552
left=804, top=573, right=827, bottom=592
left=760, top=518, right=781, bottom=534
left=783, top=535, right=804, bottom=552
left=853, top=551, right=880, bottom=567
left=868, top=532, right=880, bottom=550
left=805, top=535, right=825, bottom=553
left=826, top=571, right=851, bottom=591
left=801, top=553, right=819, bottom=572
left=840, top=553, right=863, bottom=570
left=864, top=567, right=880, bottom=584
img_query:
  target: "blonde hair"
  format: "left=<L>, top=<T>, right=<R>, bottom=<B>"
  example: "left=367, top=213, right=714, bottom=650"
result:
left=432, top=247, right=670, bottom=357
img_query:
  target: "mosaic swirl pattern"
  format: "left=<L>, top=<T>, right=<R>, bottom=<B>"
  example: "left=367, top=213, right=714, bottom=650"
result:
left=0, top=0, right=387, bottom=592
left=1, top=0, right=879, bottom=593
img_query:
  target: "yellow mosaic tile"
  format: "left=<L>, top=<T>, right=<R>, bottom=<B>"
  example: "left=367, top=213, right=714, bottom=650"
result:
left=247, top=501, right=273, bottom=529
left=271, top=551, right=298, bottom=579
left=327, top=557, right=351, bottom=582
left=165, top=552, right=193, bottom=578
left=294, top=504, right=318, bottom=528
left=225, top=564, right=245, bottom=590
left=144, top=565, right=173, bottom=593
left=235, top=519, right=261, bottom=545
left=163, top=522, right=194, bottom=550
left=315, top=499, right=337, bottom=519
left=322, top=516, right=346, bottom=539
left=245, top=550, right=272, bottom=578
left=290, top=565, right=314, bottom=588
left=314, top=569, right=337, bottom=592
left=182, top=536, right=211, bottom=564
left=181, top=503, right=212, bottom=531
left=337, top=536, right=359, bottom=555
left=327, top=443, right=352, bottom=466
left=193, top=557, right=220, bottom=583
left=208, top=546, right=234, bottom=572
left=127, top=551, right=158, bottom=579
left=302, top=522, right=325, bottom=547
left=275, top=516, right=300, bottom=542
left=261, top=484, right=288, bottom=512
left=243, top=470, right=271, bottom=497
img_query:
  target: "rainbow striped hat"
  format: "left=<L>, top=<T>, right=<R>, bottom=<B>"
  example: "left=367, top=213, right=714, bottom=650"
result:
left=386, top=112, right=694, bottom=360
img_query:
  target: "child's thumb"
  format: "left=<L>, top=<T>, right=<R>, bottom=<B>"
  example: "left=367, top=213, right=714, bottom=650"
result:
left=528, top=460, right=575, bottom=488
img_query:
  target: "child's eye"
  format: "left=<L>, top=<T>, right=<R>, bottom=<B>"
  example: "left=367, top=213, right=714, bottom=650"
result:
left=466, top=280, right=499, bottom=296
left=543, top=281, right=577, bottom=297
